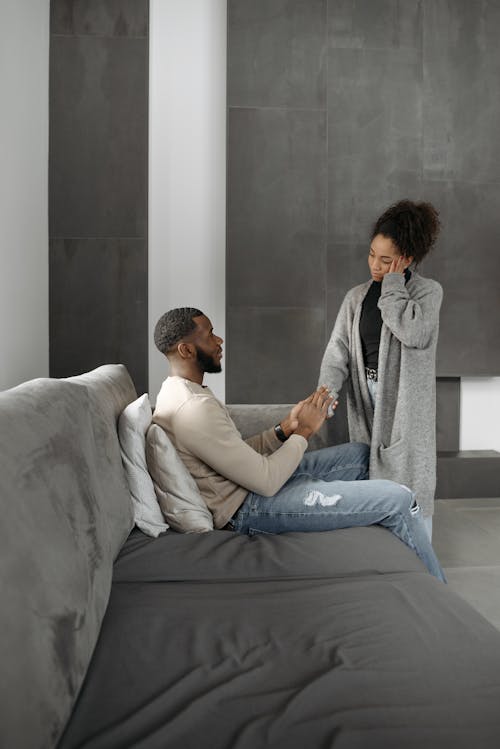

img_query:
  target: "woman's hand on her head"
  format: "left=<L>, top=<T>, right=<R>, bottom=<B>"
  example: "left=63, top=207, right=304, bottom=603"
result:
left=388, top=255, right=407, bottom=274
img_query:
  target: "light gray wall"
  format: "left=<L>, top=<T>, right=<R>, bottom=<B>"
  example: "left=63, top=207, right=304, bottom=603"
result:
left=148, top=0, right=227, bottom=404
left=226, top=0, right=500, bottom=406
left=49, top=0, right=149, bottom=395
left=0, top=0, right=49, bottom=391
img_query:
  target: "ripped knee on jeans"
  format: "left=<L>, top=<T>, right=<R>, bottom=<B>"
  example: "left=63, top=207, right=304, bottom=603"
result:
left=398, top=483, right=420, bottom=514
left=304, top=490, right=342, bottom=507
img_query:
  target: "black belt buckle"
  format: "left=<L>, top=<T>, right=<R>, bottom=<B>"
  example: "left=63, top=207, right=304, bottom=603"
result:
left=365, top=367, right=378, bottom=381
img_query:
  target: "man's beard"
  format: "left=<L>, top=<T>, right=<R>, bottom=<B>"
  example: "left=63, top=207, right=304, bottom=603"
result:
left=196, top=346, right=222, bottom=374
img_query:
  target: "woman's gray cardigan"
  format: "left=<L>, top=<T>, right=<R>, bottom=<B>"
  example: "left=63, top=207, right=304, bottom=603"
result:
left=319, top=271, right=443, bottom=517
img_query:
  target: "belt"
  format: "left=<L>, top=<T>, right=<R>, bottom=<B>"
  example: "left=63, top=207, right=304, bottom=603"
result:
left=365, top=367, right=378, bottom=381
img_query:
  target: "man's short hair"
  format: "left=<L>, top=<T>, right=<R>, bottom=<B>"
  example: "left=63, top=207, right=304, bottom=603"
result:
left=154, top=307, right=204, bottom=355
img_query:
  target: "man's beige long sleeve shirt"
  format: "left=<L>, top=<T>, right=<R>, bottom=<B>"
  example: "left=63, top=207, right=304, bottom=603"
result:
left=153, top=376, right=308, bottom=528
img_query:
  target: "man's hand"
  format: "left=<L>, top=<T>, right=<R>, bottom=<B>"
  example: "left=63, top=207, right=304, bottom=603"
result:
left=278, top=386, right=335, bottom=441
left=294, top=387, right=334, bottom=440
left=280, top=386, right=337, bottom=437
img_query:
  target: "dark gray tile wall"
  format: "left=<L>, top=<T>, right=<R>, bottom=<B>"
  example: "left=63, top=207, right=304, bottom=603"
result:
left=227, top=0, right=500, bottom=405
left=226, top=306, right=325, bottom=403
left=228, top=0, right=327, bottom=109
left=49, top=238, right=147, bottom=388
left=49, top=0, right=148, bottom=394
left=227, top=0, right=328, bottom=403
left=227, top=107, right=327, bottom=311
left=436, top=378, right=460, bottom=452
left=422, top=179, right=500, bottom=376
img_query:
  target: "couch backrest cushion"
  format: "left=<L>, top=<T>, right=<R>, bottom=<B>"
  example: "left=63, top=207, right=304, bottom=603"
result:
left=227, top=404, right=329, bottom=452
left=0, top=364, right=136, bottom=749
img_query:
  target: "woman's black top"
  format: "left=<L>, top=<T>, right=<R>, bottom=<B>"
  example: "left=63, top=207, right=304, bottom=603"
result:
left=360, top=270, right=411, bottom=370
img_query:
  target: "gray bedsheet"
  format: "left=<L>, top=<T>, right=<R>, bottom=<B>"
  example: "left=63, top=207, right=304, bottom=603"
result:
left=58, top=528, right=500, bottom=749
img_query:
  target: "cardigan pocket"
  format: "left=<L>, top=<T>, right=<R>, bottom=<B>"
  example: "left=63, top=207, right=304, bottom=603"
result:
left=378, top=437, right=405, bottom=468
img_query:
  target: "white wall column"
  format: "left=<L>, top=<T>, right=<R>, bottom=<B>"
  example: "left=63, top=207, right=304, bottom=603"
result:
left=461, top=378, right=500, bottom=452
left=0, top=0, right=49, bottom=390
left=149, top=0, right=227, bottom=402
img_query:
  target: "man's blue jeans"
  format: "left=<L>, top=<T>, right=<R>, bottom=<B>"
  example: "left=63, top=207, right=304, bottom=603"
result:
left=230, top=442, right=445, bottom=582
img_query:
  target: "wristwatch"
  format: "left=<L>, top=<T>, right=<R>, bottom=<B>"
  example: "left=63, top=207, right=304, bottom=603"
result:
left=274, top=423, right=288, bottom=442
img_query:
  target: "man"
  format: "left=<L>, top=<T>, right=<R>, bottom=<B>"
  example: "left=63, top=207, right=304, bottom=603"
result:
left=153, top=307, right=445, bottom=582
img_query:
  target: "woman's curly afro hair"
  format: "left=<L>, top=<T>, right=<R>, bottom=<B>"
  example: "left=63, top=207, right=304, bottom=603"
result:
left=372, top=199, right=441, bottom=265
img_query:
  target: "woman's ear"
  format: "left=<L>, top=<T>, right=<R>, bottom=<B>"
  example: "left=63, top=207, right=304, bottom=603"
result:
left=404, top=255, right=414, bottom=269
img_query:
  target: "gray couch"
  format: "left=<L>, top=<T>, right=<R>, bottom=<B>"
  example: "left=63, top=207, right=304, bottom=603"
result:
left=2, top=364, right=500, bottom=749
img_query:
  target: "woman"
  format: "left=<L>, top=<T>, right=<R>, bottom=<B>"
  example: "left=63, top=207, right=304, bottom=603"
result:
left=319, top=199, right=442, bottom=537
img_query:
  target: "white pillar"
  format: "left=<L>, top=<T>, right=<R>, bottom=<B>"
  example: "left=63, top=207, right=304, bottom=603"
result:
left=460, top=378, right=500, bottom=452
left=0, top=0, right=49, bottom=390
left=149, top=0, right=227, bottom=402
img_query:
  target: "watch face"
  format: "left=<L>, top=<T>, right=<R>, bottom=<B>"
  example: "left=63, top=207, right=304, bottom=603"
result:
left=274, top=424, right=287, bottom=442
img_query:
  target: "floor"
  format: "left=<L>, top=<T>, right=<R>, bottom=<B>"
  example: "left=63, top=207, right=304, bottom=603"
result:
left=433, top=497, right=500, bottom=631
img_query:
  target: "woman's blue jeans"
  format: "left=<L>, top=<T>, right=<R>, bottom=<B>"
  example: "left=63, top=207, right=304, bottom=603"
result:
left=230, top=442, right=445, bottom=582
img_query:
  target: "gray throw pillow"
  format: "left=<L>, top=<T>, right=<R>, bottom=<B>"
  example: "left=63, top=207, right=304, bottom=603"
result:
left=118, top=395, right=169, bottom=537
left=145, top=423, right=214, bottom=533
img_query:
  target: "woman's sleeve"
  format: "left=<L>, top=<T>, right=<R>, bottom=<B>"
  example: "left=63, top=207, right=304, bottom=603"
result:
left=318, top=294, right=351, bottom=400
left=378, top=274, right=443, bottom=349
